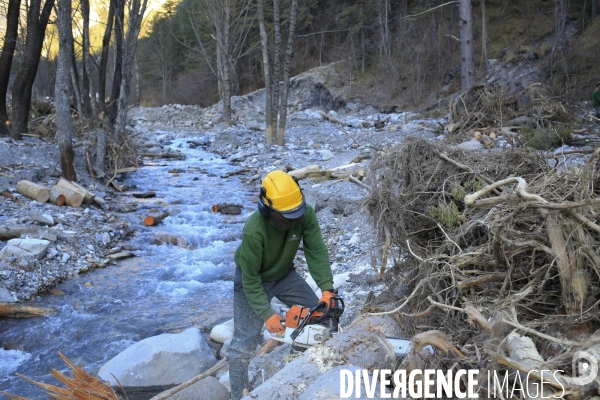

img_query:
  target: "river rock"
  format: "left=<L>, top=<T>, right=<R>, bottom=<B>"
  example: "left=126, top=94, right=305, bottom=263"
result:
left=0, top=287, right=16, bottom=302
left=97, top=327, right=217, bottom=387
left=169, top=376, right=229, bottom=400
left=30, top=212, right=54, bottom=226
left=456, top=140, right=483, bottom=150
left=210, top=318, right=235, bottom=343
left=0, top=239, right=50, bottom=260
left=219, top=338, right=232, bottom=359
left=219, top=371, right=231, bottom=392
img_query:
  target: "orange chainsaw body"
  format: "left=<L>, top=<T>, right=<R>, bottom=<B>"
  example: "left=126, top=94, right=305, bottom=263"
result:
left=285, top=305, right=324, bottom=329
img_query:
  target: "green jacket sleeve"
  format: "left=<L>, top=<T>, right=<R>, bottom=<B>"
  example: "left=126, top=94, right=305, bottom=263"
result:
left=236, top=234, right=275, bottom=321
left=302, top=207, right=334, bottom=292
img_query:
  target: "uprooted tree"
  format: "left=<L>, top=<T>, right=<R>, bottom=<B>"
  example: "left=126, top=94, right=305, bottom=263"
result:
left=365, top=137, right=600, bottom=396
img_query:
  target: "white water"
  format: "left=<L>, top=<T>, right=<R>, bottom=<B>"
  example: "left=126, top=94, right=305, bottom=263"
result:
left=0, top=136, right=254, bottom=398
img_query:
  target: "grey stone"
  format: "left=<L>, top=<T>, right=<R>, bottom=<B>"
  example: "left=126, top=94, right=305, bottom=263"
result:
left=169, top=376, right=229, bottom=400
left=218, top=371, right=231, bottom=392
left=0, top=287, right=16, bottom=302
left=348, top=233, right=361, bottom=245
left=0, top=239, right=50, bottom=260
left=30, top=213, right=54, bottom=226
left=97, top=327, right=217, bottom=387
left=319, top=149, right=334, bottom=161
left=456, top=140, right=483, bottom=151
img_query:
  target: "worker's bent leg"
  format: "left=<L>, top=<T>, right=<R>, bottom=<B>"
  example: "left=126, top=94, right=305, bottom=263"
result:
left=272, top=268, right=320, bottom=308
left=595, top=107, right=600, bottom=124
left=228, top=268, right=265, bottom=400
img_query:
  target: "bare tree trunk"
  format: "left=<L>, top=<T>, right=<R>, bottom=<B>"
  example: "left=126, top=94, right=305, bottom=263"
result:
left=114, top=0, right=149, bottom=144
left=377, top=0, right=392, bottom=71
left=81, top=53, right=91, bottom=119
left=134, top=54, right=140, bottom=107
left=459, top=0, right=475, bottom=92
left=361, top=28, right=366, bottom=76
left=271, top=0, right=282, bottom=133
left=256, top=0, right=273, bottom=145
left=276, top=0, right=298, bottom=146
left=222, top=2, right=232, bottom=126
left=56, top=0, right=77, bottom=181
left=98, top=0, right=116, bottom=116
left=0, top=0, right=21, bottom=136
left=82, top=0, right=98, bottom=120
left=593, top=0, right=598, bottom=19
left=108, top=0, right=125, bottom=123
left=95, top=128, right=107, bottom=173
left=481, top=0, right=488, bottom=77
left=70, top=46, right=84, bottom=126
left=10, top=0, right=55, bottom=138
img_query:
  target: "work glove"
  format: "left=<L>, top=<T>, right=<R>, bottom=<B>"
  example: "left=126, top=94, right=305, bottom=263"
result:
left=266, top=313, right=285, bottom=334
left=319, top=289, right=335, bottom=307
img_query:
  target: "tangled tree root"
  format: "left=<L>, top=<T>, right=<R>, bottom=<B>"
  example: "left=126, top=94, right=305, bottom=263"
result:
left=365, top=138, right=600, bottom=397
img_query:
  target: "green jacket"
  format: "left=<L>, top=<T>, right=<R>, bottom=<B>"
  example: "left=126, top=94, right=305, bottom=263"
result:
left=234, top=204, right=334, bottom=321
left=593, top=89, right=600, bottom=107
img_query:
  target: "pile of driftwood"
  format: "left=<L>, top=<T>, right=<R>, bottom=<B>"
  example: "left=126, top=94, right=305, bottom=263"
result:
left=448, top=82, right=572, bottom=134
left=365, top=137, right=600, bottom=398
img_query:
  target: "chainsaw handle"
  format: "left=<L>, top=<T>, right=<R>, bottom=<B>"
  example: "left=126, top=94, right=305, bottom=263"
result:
left=290, top=302, right=327, bottom=341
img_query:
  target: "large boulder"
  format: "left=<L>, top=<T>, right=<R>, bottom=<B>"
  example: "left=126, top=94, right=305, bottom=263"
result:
left=0, top=238, right=50, bottom=260
left=97, top=328, right=217, bottom=387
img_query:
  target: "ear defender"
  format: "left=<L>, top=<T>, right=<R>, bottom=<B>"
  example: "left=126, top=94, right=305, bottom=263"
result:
left=258, top=186, right=270, bottom=216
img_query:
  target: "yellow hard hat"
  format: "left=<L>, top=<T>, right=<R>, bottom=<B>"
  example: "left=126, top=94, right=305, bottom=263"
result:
left=259, top=170, right=305, bottom=218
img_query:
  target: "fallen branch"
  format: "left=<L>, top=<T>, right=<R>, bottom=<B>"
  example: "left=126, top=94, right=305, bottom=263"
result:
left=0, top=303, right=54, bottom=318
left=464, top=177, right=547, bottom=206
left=1, top=191, right=28, bottom=209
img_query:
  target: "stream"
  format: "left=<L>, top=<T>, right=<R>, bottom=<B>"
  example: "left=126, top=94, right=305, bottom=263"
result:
left=0, top=136, right=253, bottom=398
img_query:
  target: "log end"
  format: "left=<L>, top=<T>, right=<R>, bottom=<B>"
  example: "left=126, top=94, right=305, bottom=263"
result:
left=211, top=205, right=219, bottom=213
left=37, top=189, right=51, bottom=203
left=53, top=194, right=66, bottom=206
left=144, top=216, right=155, bottom=226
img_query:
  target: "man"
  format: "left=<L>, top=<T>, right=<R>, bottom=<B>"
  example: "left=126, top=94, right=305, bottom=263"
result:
left=594, top=81, right=600, bottom=125
left=228, top=170, right=334, bottom=400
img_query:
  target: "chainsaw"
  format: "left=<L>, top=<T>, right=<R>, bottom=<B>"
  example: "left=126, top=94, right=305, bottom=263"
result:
left=270, top=295, right=427, bottom=356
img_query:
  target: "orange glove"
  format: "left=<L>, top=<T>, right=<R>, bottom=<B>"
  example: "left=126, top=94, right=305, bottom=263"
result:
left=319, top=289, right=335, bottom=307
left=266, top=314, right=284, bottom=334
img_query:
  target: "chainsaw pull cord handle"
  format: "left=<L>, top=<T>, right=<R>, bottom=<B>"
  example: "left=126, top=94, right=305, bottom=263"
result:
left=290, top=301, right=327, bottom=341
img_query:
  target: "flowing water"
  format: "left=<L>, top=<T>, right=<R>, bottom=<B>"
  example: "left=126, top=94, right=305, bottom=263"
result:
left=0, top=136, right=253, bottom=398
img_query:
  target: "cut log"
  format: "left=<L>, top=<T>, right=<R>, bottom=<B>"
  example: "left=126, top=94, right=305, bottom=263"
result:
left=55, top=178, right=95, bottom=204
left=139, top=152, right=185, bottom=159
left=221, top=168, right=250, bottom=178
left=132, top=191, right=156, bottom=199
left=49, top=190, right=66, bottom=206
left=143, top=212, right=170, bottom=226
left=211, top=203, right=243, bottom=214
left=288, top=165, right=320, bottom=180
left=51, top=185, right=84, bottom=208
left=16, top=180, right=51, bottom=203
left=317, top=110, right=349, bottom=126
left=0, top=226, right=44, bottom=240
left=0, top=303, right=55, bottom=318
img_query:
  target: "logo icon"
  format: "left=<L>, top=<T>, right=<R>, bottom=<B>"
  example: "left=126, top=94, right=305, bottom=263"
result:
left=571, top=351, right=598, bottom=386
